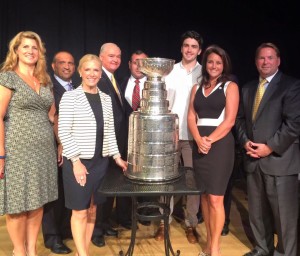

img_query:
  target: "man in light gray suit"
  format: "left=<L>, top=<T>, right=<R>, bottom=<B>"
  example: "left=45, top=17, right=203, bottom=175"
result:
left=236, top=42, right=300, bottom=256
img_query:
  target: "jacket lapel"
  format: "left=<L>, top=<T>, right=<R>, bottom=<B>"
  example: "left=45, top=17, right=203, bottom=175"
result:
left=99, top=90, right=110, bottom=126
left=254, top=71, right=282, bottom=121
left=247, top=81, right=258, bottom=121
left=102, top=72, right=124, bottom=108
left=75, top=85, right=95, bottom=119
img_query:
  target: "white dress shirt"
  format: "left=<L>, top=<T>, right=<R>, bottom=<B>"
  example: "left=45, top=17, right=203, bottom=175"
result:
left=54, top=74, right=72, bottom=91
left=165, top=61, right=202, bottom=140
left=124, top=75, right=147, bottom=107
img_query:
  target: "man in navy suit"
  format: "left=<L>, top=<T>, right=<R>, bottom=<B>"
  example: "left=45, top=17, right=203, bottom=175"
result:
left=91, top=43, right=132, bottom=247
left=42, top=51, right=75, bottom=254
left=236, top=43, right=300, bottom=256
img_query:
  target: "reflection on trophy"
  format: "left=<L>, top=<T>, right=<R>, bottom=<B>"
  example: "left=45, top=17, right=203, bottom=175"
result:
left=125, top=58, right=181, bottom=182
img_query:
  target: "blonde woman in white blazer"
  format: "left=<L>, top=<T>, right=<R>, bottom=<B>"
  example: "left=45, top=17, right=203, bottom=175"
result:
left=58, top=54, right=127, bottom=256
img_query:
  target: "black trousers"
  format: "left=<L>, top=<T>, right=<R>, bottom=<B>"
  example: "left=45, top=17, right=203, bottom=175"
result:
left=93, top=162, right=131, bottom=236
left=42, top=169, right=72, bottom=247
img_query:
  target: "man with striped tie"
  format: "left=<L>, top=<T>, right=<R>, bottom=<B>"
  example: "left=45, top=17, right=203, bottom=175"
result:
left=122, top=50, right=148, bottom=113
left=42, top=51, right=76, bottom=254
left=120, top=50, right=155, bottom=226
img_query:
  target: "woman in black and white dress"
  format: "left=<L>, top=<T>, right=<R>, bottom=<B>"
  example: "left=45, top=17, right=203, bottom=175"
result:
left=58, top=54, right=127, bottom=256
left=188, top=45, right=239, bottom=256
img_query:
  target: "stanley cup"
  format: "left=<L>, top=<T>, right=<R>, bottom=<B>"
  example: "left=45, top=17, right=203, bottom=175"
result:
left=125, top=58, right=181, bottom=182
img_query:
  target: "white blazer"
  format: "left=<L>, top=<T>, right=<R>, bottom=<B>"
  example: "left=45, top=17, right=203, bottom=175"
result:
left=58, top=85, right=120, bottom=160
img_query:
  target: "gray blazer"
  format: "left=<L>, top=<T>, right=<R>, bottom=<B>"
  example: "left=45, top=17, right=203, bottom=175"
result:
left=235, top=71, right=300, bottom=176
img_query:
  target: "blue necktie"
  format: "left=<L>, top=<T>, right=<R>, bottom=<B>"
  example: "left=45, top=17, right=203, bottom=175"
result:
left=66, top=83, right=73, bottom=91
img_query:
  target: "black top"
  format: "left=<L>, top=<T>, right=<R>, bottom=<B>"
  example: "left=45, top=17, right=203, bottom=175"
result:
left=81, top=92, right=104, bottom=168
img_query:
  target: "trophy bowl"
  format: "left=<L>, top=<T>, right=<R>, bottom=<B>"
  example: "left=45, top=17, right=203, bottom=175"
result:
left=136, top=58, right=175, bottom=78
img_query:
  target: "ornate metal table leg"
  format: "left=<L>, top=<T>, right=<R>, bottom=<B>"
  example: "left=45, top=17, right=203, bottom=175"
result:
left=120, top=196, right=181, bottom=256
left=163, top=196, right=181, bottom=256
left=119, top=197, right=138, bottom=256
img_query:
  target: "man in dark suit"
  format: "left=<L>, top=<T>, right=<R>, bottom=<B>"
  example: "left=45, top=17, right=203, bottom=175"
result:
left=91, top=43, right=132, bottom=247
left=120, top=49, right=148, bottom=112
left=236, top=42, right=300, bottom=256
left=42, top=51, right=75, bottom=254
left=120, top=49, right=156, bottom=226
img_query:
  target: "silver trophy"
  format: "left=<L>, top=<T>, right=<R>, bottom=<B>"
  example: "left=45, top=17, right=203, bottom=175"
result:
left=125, top=58, right=181, bottom=182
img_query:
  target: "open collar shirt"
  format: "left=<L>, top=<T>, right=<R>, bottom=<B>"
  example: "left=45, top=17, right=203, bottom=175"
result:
left=165, top=61, right=202, bottom=140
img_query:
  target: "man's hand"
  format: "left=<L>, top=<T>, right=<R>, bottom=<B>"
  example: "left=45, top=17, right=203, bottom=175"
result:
left=245, top=141, right=273, bottom=158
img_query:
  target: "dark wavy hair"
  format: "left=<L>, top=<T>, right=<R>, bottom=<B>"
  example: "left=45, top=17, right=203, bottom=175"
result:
left=180, top=30, right=203, bottom=49
left=200, top=45, right=232, bottom=89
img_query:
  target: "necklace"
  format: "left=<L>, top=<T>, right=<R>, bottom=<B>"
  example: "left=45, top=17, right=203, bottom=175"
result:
left=15, top=69, right=39, bottom=93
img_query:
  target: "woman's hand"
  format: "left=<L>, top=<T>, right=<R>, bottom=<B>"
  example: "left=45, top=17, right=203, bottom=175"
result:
left=196, top=136, right=212, bottom=154
left=72, top=160, right=89, bottom=186
left=57, top=144, right=63, bottom=167
left=115, top=157, right=128, bottom=171
left=0, top=159, right=4, bottom=179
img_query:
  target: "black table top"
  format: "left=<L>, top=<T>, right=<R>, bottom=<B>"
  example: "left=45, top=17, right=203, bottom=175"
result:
left=98, top=166, right=203, bottom=197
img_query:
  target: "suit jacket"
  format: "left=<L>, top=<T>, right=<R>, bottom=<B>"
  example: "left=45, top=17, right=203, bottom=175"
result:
left=58, top=85, right=120, bottom=160
left=52, top=76, right=67, bottom=112
left=235, top=71, right=300, bottom=176
left=97, top=71, right=130, bottom=158
left=119, top=76, right=128, bottom=96
left=120, top=76, right=135, bottom=115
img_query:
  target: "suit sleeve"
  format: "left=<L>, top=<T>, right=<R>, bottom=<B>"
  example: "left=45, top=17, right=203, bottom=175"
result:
left=267, top=79, right=300, bottom=155
left=235, top=85, right=249, bottom=147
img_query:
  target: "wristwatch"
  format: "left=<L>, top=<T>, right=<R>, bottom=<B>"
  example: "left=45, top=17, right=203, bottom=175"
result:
left=71, top=156, right=80, bottom=163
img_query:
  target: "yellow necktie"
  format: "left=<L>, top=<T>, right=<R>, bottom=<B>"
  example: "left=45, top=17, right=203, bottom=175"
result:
left=111, top=74, right=122, bottom=104
left=252, top=79, right=267, bottom=120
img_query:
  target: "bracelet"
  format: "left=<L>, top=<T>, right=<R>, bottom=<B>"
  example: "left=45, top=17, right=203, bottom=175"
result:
left=0, top=155, right=6, bottom=159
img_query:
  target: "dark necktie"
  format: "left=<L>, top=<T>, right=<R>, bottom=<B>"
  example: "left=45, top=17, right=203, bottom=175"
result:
left=132, top=79, right=140, bottom=111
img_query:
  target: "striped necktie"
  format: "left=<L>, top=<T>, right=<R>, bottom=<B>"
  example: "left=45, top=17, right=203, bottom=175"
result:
left=66, top=82, right=73, bottom=91
left=111, top=74, right=122, bottom=104
left=252, top=78, right=267, bottom=120
left=132, top=79, right=140, bottom=111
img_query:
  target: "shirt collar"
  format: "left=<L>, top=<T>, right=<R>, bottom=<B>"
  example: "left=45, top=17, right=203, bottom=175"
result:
left=129, top=75, right=146, bottom=83
left=179, top=61, right=201, bottom=74
left=54, top=74, right=72, bottom=86
left=102, top=67, right=113, bottom=79
left=260, top=69, right=278, bottom=83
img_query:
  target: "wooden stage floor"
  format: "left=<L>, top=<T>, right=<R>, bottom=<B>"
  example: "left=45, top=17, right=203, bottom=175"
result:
left=0, top=179, right=299, bottom=256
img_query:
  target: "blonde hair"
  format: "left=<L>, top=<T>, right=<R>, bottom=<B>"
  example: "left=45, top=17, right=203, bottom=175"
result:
left=78, top=54, right=102, bottom=75
left=0, top=31, right=51, bottom=85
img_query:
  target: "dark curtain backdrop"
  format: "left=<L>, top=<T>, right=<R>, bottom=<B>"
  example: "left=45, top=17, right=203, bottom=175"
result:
left=1, top=0, right=299, bottom=85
